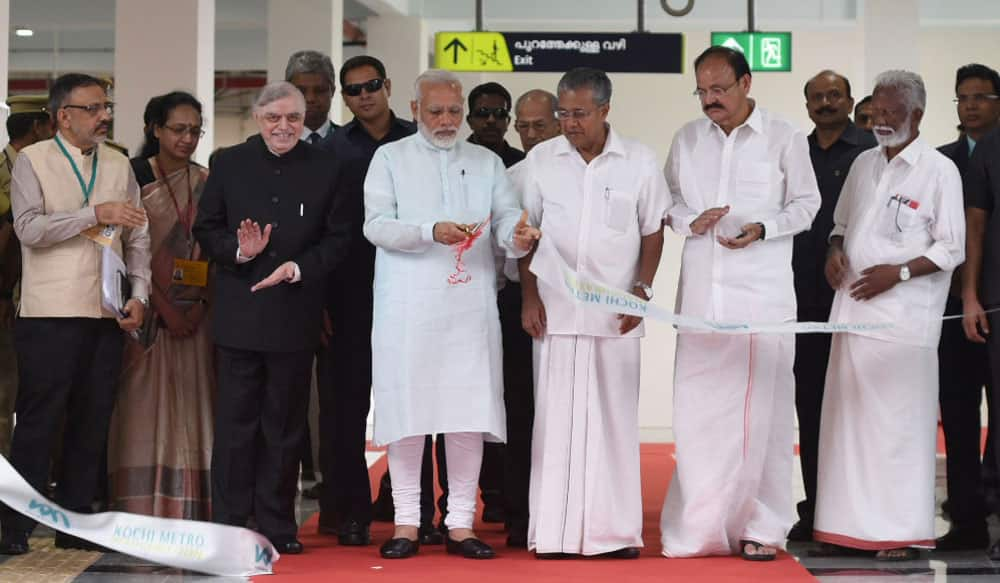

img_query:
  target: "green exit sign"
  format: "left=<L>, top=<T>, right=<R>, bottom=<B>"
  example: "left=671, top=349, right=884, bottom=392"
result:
left=710, top=32, right=792, bottom=72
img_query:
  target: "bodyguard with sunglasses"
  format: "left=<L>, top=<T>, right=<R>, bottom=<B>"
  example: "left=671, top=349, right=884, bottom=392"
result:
left=314, top=56, right=416, bottom=546
left=1, top=73, right=151, bottom=555
left=466, top=82, right=525, bottom=169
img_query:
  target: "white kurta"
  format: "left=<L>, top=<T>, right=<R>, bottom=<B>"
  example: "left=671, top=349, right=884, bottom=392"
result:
left=815, top=137, right=965, bottom=549
left=523, top=129, right=669, bottom=554
left=661, top=106, right=820, bottom=557
left=363, top=132, right=525, bottom=446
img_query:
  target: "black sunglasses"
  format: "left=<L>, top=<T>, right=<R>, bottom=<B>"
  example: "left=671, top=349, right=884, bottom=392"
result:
left=343, top=78, right=385, bottom=97
left=470, top=107, right=509, bottom=119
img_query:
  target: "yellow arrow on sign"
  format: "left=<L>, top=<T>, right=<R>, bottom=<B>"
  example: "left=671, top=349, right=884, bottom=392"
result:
left=435, top=32, right=514, bottom=72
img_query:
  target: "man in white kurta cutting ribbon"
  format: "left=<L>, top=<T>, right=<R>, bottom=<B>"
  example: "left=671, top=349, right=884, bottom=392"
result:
left=518, top=67, right=668, bottom=558
left=813, top=70, right=965, bottom=561
left=660, top=46, right=821, bottom=561
left=363, top=69, right=539, bottom=561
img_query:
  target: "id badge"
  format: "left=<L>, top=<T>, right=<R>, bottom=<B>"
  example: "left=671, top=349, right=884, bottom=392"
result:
left=81, top=224, right=117, bottom=247
left=172, top=258, right=209, bottom=287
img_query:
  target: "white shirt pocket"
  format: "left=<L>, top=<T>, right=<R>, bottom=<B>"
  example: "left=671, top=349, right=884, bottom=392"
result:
left=603, top=188, right=637, bottom=234
left=736, top=161, right=772, bottom=200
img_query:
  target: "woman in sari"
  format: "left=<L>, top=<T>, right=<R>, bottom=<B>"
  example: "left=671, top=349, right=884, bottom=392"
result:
left=108, top=92, right=214, bottom=519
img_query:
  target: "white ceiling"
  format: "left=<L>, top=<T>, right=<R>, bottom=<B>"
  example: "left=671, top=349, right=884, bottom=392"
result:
left=7, top=0, right=1000, bottom=73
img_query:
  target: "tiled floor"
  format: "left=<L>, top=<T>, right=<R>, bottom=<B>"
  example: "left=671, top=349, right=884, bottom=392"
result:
left=5, top=452, right=1000, bottom=582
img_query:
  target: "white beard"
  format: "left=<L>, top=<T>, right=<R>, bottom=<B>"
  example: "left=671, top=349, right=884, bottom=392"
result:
left=418, top=121, right=458, bottom=149
left=873, top=116, right=912, bottom=148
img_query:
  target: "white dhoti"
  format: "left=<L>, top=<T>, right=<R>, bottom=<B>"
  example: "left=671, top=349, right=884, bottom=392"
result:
left=661, top=332, right=795, bottom=557
left=529, top=334, right=643, bottom=555
left=814, top=333, right=937, bottom=550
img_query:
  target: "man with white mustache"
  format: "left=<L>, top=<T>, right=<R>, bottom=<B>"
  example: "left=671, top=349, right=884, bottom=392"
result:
left=363, top=69, right=540, bottom=560
left=814, top=70, right=965, bottom=560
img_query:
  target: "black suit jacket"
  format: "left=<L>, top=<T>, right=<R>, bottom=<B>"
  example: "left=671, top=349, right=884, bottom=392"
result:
left=193, top=135, right=351, bottom=352
left=939, top=135, right=971, bottom=178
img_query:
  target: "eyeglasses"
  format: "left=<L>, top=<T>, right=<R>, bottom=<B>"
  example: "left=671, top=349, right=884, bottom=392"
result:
left=261, top=112, right=304, bottom=124
left=693, top=82, right=740, bottom=100
left=954, top=93, right=1000, bottom=104
left=63, top=102, right=114, bottom=116
left=555, top=108, right=598, bottom=121
left=163, top=124, right=205, bottom=138
left=343, top=78, right=385, bottom=97
left=514, top=120, right=556, bottom=132
left=470, top=106, right=509, bottom=119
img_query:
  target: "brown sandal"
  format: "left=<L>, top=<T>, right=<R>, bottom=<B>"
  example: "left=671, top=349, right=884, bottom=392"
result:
left=875, top=547, right=919, bottom=561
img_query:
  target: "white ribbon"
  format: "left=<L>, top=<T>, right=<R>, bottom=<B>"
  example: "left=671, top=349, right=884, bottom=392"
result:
left=0, top=455, right=278, bottom=577
left=529, top=238, right=893, bottom=335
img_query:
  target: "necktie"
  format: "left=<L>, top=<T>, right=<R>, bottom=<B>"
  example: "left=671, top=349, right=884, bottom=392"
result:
left=308, top=132, right=321, bottom=144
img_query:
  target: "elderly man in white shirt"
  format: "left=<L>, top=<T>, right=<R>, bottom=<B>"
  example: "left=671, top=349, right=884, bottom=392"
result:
left=814, top=70, right=965, bottom=561
left=363, top=69, right=539, bottom=561
left=660, top=46, right=821, bottom=561
left=519, top=67, right=668, bottom=558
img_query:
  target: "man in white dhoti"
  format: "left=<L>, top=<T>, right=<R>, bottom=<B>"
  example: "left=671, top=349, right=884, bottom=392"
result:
left=814, top=70, right=965, bottom=561
left=519, top=67, right=668, bottom=558
left=660, top=46, right=821, bottom=561
left=363, top=69, right=539, bottom=560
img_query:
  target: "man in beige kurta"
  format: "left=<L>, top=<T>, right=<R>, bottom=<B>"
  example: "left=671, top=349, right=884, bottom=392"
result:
left=0, top=74, right=150, bottom=555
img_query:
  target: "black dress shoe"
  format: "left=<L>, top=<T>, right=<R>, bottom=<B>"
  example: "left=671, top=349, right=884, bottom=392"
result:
left=506, top=528, right=528, bottom=548
left=482, top=505, right=506, bottom=524
left=0, top=532, right=29, bottom=555
left=302, top=482, right=322, bottom=500
left=935, top=524, right=989, bottom=551
left=446, top=537, right=495, bottom=559
left=535, top=552, right=573, bottom=559
left=787, top=519, right=814, bottom=542
left=599, top=547, right=640, bottom=559
left=54, top=532, right=109, bottom=552
left=271, top=539, right=304, bottom=555
left=419, top=525, right=444, bottom=545
left=337, top=520, right=371, bottom=546
left=380, top=537, right=419, bottom=559
left=988, top=538, right=1000, bottom=561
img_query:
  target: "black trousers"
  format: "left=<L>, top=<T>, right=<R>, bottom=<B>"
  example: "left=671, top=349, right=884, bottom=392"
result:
left=316, top=284, right=374, bottom=527
left=1, top=317, right=123, bottom=535
left=940, top=295, right=991, bottom=527
left=211, top=346, right=312, bottom=543
left=792, top=304, right=832, bottom=525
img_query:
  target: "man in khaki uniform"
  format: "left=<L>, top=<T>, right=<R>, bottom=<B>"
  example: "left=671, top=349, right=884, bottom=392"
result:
left=0, top=95, right=53, bottom=456
left=0, top=74, right=150, bottom=555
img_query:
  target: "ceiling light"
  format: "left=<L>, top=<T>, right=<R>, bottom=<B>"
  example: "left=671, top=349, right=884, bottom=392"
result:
left=14, top=28, right=33, bottom=37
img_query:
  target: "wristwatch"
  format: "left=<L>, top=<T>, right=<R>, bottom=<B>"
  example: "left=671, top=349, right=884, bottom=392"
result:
left=899, top=265, right=911, bottom=282
left=633, top=281, right=654, bottom=300
left=135, top=297, right=150, bottom=307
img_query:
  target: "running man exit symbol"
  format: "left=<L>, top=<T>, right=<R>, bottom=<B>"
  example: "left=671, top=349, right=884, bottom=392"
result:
left=760, top=37, right=782, bottom=68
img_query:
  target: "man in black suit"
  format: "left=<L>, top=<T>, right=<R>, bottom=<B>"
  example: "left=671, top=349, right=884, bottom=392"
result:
left=788, top=70, right=876, bottom=541
left=935, top=63, right=1000, bottom=552
left=314, top=55, right=416, bottom=546
left=192, top=81, right=351, bottom=555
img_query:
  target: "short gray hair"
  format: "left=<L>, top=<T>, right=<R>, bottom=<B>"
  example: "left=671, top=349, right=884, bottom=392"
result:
left=514, top=89, right=558, bottom=118
left=557, top=67, right=612, bottom=106
left=254, top=81, right=305, bottom=113
left=285, top=50, right=336, bottom=90
left=873, top=70, right=926, bottom=113
left=413, top=69, right=462, bottom=102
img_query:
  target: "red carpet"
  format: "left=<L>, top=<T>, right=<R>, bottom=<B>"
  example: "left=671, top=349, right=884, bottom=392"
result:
left=255, top=444, right=816, bottom=582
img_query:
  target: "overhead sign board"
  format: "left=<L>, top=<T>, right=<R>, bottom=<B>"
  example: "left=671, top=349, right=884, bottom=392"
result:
left=434, top=32, right=683, bottom=74
left=710, top=32, right=792, bottom=72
